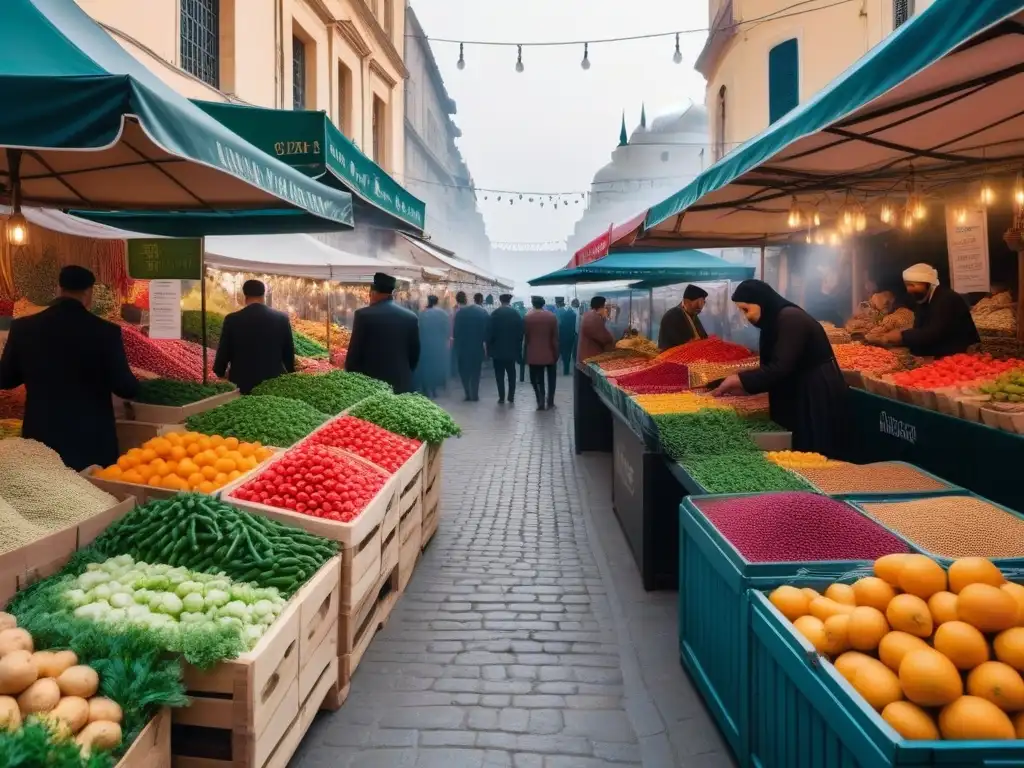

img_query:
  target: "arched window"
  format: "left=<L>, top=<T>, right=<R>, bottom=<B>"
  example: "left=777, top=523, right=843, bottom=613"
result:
left=715, top=86, right=727, bottom=161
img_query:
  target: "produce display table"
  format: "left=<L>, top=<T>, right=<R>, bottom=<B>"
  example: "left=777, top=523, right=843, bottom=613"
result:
left=848, top=389, right=1024, bottom=511
left=573, top=366, right=613, bottom=454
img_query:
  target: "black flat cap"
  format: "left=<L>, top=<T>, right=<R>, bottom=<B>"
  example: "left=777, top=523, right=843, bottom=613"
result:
left=372, top=272, right=397, bottom=293
left=59, top=265, right=95, bottom=291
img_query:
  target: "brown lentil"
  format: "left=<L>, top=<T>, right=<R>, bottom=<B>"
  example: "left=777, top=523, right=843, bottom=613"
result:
left=791, top=462, right=952, bottom=495
left=0, top=496, right=48, bottom=556
left=860, top=496, right=1024, bottom=559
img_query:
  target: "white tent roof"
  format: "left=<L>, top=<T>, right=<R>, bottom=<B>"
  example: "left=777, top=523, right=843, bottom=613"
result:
left=396, top=234, right=513, bottom=289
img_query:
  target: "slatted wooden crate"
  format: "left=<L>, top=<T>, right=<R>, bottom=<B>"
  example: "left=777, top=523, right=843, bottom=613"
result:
left=339, top=562, right=400, bottom=686
left=170, top=557, right=340, bottom=768
left=122, top=389, right=239, bottom=424
left=421, top=471, right=440, bottom=551
left=399, top=499, right=422, bottom=594
left=117, top=707, right=171, bottom=768
left=426, top=443, right=443, bottom=488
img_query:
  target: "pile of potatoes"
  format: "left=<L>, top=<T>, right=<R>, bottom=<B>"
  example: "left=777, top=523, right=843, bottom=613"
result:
left=0, top=612, right=122, bottom=757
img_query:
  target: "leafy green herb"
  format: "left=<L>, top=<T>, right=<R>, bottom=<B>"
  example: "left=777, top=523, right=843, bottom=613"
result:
left=185, top=395, right=326, bottom=446
left=350, top=393, right=461, bottom=444
left=133, top=378, right=234, bottom=406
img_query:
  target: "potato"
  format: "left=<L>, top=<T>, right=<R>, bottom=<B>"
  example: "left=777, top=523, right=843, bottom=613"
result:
left=0, top=695, right=21, bottom=731
left=51, top=696, right=90, bottom=733
left=0, top=613, right=15, bottom=632
left=87, top=697, right=122, bottom=725
left=32, top=652, right=58, bottom=678
left=17, top=677, right=60, bottom=714
left=0, top=650, right=38, bottom=695
left=57, top=666, right=99, bottom=698
left=76, top=720, right=122, bottom=756
left=50, top=650, right=78, bottom=677
left=0, top=628, right=33, bottom=656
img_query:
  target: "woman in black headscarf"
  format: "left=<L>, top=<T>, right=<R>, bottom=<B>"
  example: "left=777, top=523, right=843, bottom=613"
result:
left=712, top=279, right=848, bottom=457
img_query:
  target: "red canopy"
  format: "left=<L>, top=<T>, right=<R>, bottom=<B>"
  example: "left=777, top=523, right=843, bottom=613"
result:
left=567, top=210, right=647, bottom=268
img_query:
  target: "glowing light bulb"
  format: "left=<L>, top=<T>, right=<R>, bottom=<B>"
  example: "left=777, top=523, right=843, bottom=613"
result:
left=829, top=231, right=841, bottom=247
left=814, top=231, right=825, bottom=245
left=581, top=43, right=590, bottom=70
left=913, top=200, right=927, bottom=221
left=880, top=203, right=893, bottom=224
left=9, top=223, right=25, bottom=245
left=1015, top=183, right=1024, bottom=207
left=954, top=206, right=968, bottom=225
left=980, top=181, right=995, bottom=206
left=457, top=43, right=465, bottom=70
left=855, top=211, right=867, bottom=232
left=902, top=209, right=915, bottom=231
left=786, top=198, right=801, bottom=229
left=813, top=210, right=821, bottom=227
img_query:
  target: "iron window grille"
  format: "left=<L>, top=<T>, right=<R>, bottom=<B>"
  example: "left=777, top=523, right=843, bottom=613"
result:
left=893, top=0, right=914, bottom=29
left=180, top=0, right=219, bottom=88
left=293, top=37, right=306, bottom=110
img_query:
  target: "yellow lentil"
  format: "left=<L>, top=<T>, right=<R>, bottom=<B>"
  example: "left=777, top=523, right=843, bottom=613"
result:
left=765, top=451, right=850, bottom=469
left=791, top=462, right=952, bottom=495
left=861, top=497, right=1024, bottom=558
left=632, top=392, right=734, bottom=415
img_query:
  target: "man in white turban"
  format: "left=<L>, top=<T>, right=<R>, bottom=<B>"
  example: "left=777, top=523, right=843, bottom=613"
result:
left=877, top=263, right=979, bottom=357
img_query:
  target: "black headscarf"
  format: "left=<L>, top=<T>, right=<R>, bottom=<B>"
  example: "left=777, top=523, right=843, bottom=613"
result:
left=731, top=279, right=800, bottom=361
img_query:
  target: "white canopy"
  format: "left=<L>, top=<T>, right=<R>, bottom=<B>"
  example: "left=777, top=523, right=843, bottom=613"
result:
left=396, top=234, right=513, bottom=289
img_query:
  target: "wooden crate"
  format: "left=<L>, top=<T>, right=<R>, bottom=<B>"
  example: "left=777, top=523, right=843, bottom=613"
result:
left=380, top=512, right=400, bottom=583
left=171, top=557, right=340, bottom=768
left=115, top=421, right=186, bottom=453
left=426, top=443, right=444, bottom=488
left=123, top=390, right=239, bottom=424
left=395, top=443, right=426, bottom=508
left=399, top=494, right=422, bottom=547
left=340, top=563, right=400, bottom=686
left=421, top=481, right=440, bottom=552
left=399, top=512, right=421, bottom=594
left=117, top=708, right=171, bottom=768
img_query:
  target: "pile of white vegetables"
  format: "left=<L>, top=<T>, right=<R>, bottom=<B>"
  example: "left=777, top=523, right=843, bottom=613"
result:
left=65, top=555, right=286, bottom=649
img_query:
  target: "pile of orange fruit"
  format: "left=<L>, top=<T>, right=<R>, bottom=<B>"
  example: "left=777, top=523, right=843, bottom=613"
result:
left=93, top=431, right=274, bottom=493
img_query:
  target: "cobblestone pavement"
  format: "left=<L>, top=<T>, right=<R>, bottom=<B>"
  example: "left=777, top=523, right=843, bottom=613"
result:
left=294, top=372, right=733, bottom=768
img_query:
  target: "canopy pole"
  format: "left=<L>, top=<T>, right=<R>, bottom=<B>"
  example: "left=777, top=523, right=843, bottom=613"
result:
left=759, top=244, right=766, bottom=280
left=1017, top=252, right=1024, bottom=344
left=648, top=288, right=653, bottom=338
left=326, top=281, right=332, bottom=352
left=200, top=238, right=208, bottom=385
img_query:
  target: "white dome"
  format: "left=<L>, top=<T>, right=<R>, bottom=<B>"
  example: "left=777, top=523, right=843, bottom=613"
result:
left=631, top=102, right=709, bottom=144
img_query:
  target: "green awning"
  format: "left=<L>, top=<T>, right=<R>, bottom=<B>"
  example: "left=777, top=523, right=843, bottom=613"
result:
left=528, top=251, right=754, bottom=287
left=0, top=0, right=352, bottom=230
left=192, top=101, right=425, bottom=234
left=641, top=0, right=1024, bottom=248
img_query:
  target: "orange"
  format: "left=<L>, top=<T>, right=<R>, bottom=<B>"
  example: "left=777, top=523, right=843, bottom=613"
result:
left=164, top=461, right=179, bottom=476
left=948, top=557, right=1004, bottom=594
left=1001, top=583, right=1024, bottom=625
left=898, top=554, right=947, bottom=599
left=847, top=607, right=889, bottom=651
left=181, top=432, right=199, bottom=445
left=169, top=445, right=187, bottom=461
left=825, top=584, right=857, bottom=606
left=198, top=481, right=216, bottom=494
left=770, top=586, right=810, bottom=621
left=852, top=577, right=896, bottom=612
left=210, top=435, right=225, bottom=448
left=874, top=553, right=912, bottom=587
left=256, top=448, right=273, bottom=461
left=187, top=473, right=206, bottom=489
left=887, top=594, right=933, bottom=638
left=801, top=588, right=821, bottom=602
left=834, top=651, right=873, bottom=683
left=850, top=658, right=903, bottom=711
left=176, top=459, right=200, bottom=478
left=933, top=621, right=990, bottom=670
left=193, top=451, right=213, bottom=467
left=135, top=465, right=154, bottom=481
left=165, top=432, right=183, bottom=446
left=238, top=443, right=255, bottom=458
left=994, top=628, right=1024, bottom=671
left=224, top=437, right=239, bottom=450
left=227, top=470, right=242, bottom=481
left=116, top=455, right=137, bottom=471
left=139, top=448, right=157, bottom=463
left=958, top=583, right=1019, bottom=633
left=793, top=616, right=828, bottom=654
left=197, top=437, right=212, bottom=452
left=940, top=696, right=1015, bottom=740
left=822, top=615, right=850, bottom=655
left=899, top=648, right=963, bottom=707
left=214, top=473, right=229, bottom=485
left=120, top=469, right=144, bottom=484
left=809, top=598, right=855, bottom=622
left=878, top=632, right=930, bottom=672
left=147, top=475, right=163, bottom=488
left=927, top=591, right=959, bottom=625
left=201, top=466, right=218, bottom=481
left=100, top=466, right=122, bottom=480
left=881, top=701, right=940, bottom=740
left=214, top=458, right=236, bottom=474
left=151, top=438, right=172, bottom=458
left=186, top=442, right=202, bottom=457
left=967, top=661, right=1024, bottom=712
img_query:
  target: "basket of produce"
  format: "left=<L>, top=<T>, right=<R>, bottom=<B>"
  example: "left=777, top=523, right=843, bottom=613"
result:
left=821, top=322, right=853, bottom=345
left=750, top=554, right=1024, bottom=767
left=687, top=357, right=761, bottom=388
left=122, top=379, right=238, bottom=423
left=833, top=343, right=904, bottom=377
left=890, top=354, right=1024, bottom=412
left=979, top=402, right=1024, bottom=434
left=789, top=461, right=963, bottom=501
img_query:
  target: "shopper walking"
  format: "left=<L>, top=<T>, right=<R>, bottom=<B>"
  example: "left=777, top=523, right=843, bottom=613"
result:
left=486, top=294, right=524, bottom=404
left=577, top=296, right=616, bottom=362
left=453, top=292, right=489, bottom=401
left=555, top=297, right=578, bottom=376
left=524, top=296, right=559, bottom=410
left=0, top=266, right=139, bottom=471
left=416, top=295, right=449, bottom=398
left=345, top=273, right=420, bottom=394
left=214, top=279, right=296, bottom=394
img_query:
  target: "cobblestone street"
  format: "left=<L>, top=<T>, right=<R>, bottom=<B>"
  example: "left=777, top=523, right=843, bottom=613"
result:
left=294, top=372, right=733, bottom=767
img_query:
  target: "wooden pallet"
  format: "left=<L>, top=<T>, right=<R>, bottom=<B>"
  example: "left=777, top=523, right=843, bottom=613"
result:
left=340, top=562, right=400, bottom=686
left=117, top=708, right=170, bottom=768
left=171, top=558, right=340, bottom=768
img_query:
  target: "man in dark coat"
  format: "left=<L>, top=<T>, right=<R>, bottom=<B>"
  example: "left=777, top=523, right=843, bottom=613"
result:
left=554, top=297, right=578, bottom=376
left=345, top=273, right=420, bottom=393
left=877, top=263, right=980, bottom=358
left=0, top=266, right=138, bottom=470
left=524, top=296, right=560, bottom=410
left=487, top=294, right=524, bottom=404
left=416, top=295, right=449, bottom=398
left=453, top=292, right=489, bottom=401
left=214, top=279, right=296, bottom=394
left=658, top=284, right=709, bottom=350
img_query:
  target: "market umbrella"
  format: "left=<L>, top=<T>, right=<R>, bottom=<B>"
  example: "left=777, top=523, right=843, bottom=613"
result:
left=567, top=210, right=648, bottom=268
left=528, top=250, right=754, bottom=286
left=638, top=0, right=1024, bottom=249
left=0, top=0, right=353, bottom=231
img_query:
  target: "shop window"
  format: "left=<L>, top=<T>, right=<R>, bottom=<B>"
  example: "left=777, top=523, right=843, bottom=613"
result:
left=893, top=0, right=914, bottom=28
left=292, top=37, right=306, bottom=110
left=180, top=0, right=219, bottom=87
left=372, top=96, right=387, bottom=168
left=768, top=38, right=799, bottom=124
left=715, top=86, right=727, bottom=161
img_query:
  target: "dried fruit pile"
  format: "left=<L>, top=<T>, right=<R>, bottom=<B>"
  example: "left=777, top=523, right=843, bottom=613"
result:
left=656, top=336, right=751, bottom=364
left=632, top=392, right=731, bottom=415
left=230, top=443, right=389, bottom=522
left=832, top=343, right=903, bottom=374
left=589, top=350, right=650, bottom=368
left=686, top=359, right=760, bottom=388
left=296, top=357, right=336, bottom=374
left=714, top=392, right=770, bottom=417
left=292, top=317, right=351, bottom=349
left=770, top=554, right=1024, bottom=741
left=890, top=354, right=1024, bottom=390
left=682, top=453, right=812, bottom=494
left=693, top=491, right=909, bottom=563
left=654, top=409, right=759, bottom=461
left=613, top=363, right=690, bottom=394
left=131, top=378, right=234, bottom=407
left=305, top=416, right=421, bottom=474
left=860, top=497, right=1024, bottom=559
left=0, top=386, right=25, bottom=419
left=0, top=418, right=22, bottom=440
left=185, top=395, right=326, bottom=447
left=121, top=325, right=214, bottom=382
left=92, top=432, right=274, bottom=493
left=791, top=462, right=953, bottom=495
left=766, top=451, right=849, bottom=470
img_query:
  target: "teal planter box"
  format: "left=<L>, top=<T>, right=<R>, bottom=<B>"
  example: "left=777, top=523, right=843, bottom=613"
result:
left=749, top=588, right=1024, bottom=767
left=677, top=495, right=875, bottom=765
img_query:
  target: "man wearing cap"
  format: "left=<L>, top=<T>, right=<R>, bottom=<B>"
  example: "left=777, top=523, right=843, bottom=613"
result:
left=453, top=292, right=489, bottom=401
left=487, top=294, right=524, bottom=404
left=214, top=279, right=296, bottom=395
left=554, top=297, right=578, bottom=376
left=416, top=295, right=449, bottom=398
left=0, top=266, right=139, bottom=470
left=876, top=263, right=979, bottom=358
left=346, top=273, right=420, bottom=393
left=658, top=284, right=709, bottom=350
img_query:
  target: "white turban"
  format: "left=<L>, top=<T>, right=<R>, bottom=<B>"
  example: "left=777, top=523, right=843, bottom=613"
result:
left=903, top=263, right=939, bottom=285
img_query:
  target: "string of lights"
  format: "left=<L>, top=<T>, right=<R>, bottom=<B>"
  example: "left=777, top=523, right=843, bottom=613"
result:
left=404, top=174, right=702, bottom=199
left=407, top=0, right=856, bottom=72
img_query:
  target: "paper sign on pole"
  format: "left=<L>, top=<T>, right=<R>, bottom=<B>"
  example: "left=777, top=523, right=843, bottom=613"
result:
left=945, top=202, right=990, bottom=293
left=148, top=280, right=182, bottom=340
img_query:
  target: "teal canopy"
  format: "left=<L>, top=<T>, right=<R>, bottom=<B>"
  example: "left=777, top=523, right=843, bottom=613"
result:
left=0, top=0, right=353, bottom=231
left=641, top=1, right=1024, bottom=248
left=528, top=251, right=754, bottom=287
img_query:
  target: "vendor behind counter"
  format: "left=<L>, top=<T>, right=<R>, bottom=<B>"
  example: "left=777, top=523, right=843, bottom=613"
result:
left=657, top=285, right=709, bottom=350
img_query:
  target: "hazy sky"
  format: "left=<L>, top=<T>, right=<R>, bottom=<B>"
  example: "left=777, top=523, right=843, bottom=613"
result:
left=408, top=1, right=710, bottom=247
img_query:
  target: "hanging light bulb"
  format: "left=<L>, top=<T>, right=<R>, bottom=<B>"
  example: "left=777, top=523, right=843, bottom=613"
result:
left=457, top=43, right=465, bottom=70
left=954, top=205, right=968, bottom=225
left=842, top=207, right=854, bottom=230
left=880, top=200, right=894, bottom=224
left=581, top=43, right=590, bottom=70
left=4, top=210, right=28, bottom=247
left=812, top=209, right=821, bottom=228
left=829, top=231, right=842, bottom=247
left=515, top=45, right=524, bottom=73
left=786, top=197, right=801, bottom=229
left=804, top=228, right=813, bottom=244
left=673, top=33, right=683, bottom=64
left=979, top=178, right=995, bottom=206
left=911, top=195, right=927, bottom=221
left=855, top=210, right=867, bottom=232
left=902, top=207, right=915, bottom=231
left=1014, top=172, right=1024, bottom=207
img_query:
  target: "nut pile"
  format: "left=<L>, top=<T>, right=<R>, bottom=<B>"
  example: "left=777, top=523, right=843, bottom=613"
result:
left=791, top=462, right=953, bottom=495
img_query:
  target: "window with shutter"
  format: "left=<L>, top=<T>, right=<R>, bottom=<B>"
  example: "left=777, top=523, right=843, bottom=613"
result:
left=715, top=86, right=727, bottom=161
left=292, top=37, right=306, bottom=110
left=893, top=0, right=914, bottom=28
left=768, top=38, right=799, bottom=124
